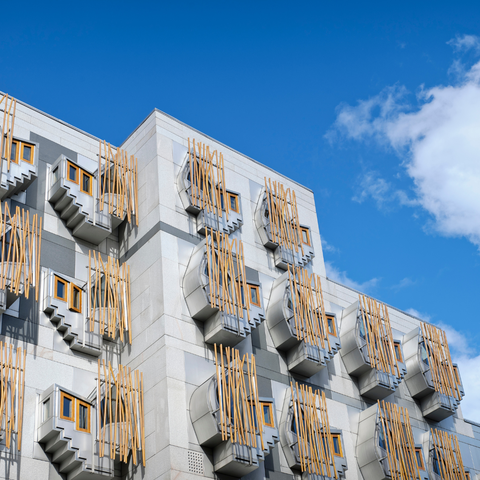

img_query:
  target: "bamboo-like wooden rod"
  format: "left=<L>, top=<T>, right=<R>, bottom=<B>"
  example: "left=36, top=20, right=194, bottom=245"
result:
left=377, top=400, right=421, bottom=480
left=359, top=295, right=399, bottom=376
left=187, top=138, right=228, bottom=222
left=88, top=250, right=132, bottom=343
left=0, top=203, right=42, bottom=300
left=263, top=177, right=304, bottom=256
left=290, top=381, right=337, bottom=478
left=420, top=322, right=462, bottom=401
left=98, top=141, right=138, bottom=226
left=431, top=428, right=468, bottom=480
left=0, top=94, right=17, bottom=172
left=0, top=342, right=26, bottom=451
left=205, top=229, right=250, bottom=323
left=97, top=360, right=145, bottom=466
left=287, top=266, right=331, bottom=352
left=214, top=344, right=264, bottom=449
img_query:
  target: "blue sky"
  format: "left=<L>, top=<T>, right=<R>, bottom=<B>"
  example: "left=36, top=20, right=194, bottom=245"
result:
left=2, top=1, right=479, bottom=418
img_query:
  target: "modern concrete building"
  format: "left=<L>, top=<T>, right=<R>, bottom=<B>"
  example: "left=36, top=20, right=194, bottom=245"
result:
left=0, top=90, right=478, bottom=480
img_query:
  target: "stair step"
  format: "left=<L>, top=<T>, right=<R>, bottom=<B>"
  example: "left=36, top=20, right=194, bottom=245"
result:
left=54, top=191, right=74, bottom=212
left=60, top=201, right=80, bottom=220
left=52, top=442, right=77, bottom=463
left=59, top=451, right=82, bottom=474
left=45, top=432, right=67, bottom=453
left=66, top=210, right=86, bottom=229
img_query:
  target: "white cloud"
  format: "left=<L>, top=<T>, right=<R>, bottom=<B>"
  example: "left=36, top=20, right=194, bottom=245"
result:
left=391, top=277, right=416, bottom=291
left=405, top=308, right=431, bottom=322
left=321, top=238, right=339, bottom=254
left=447, top=34, right=480, bottom=53
left=331, top=56, right=480, bottom=248
left=325, top=261, right=379, bottom=293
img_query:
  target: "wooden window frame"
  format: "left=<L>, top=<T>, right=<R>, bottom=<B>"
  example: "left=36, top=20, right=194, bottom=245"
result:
left=415, top=447, right=425, bottom=470
left=20, top=142, right=35, bottom=164
left=54, top=276, right=68, bottom=302
left=9, top=139, right=19, bottom=164
left=261, top=401, right=274, bottom=428
left=249, top=284, right=261, bottom=307
left=394, top=342, right=403, bottom=363
left=227, top=192, right=239, bottom=213
left=69, top=283, right=82, bottom=313
left=80, top=170, right=93, bottom=195
left=60, top=391, right=74, bottom=421
left=331, top=433, right=343, bottom=457
left=75, top=399, right=91, bottom=433
left=67, top=161, right=79, bottom=184
left=326, top=314, right=337, bottom=336
left=300, top=227, right=311, bottom=246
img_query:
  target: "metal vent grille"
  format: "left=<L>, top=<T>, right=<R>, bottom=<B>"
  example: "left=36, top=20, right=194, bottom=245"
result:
left=188, top=450, right=204, bottom=475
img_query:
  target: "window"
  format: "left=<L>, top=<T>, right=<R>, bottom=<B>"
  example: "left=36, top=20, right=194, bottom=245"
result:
left=80, top=170, right=93, bottom=195
left=60, top=391, right=74, bottom=421
left=331, top=433, right=343, bottom=456
left=326, top=315, right=337, bottom=336
left=415, top=447, right=425, bottom=470
left=76, top=399, right=90, bottom=433
left=9, top=139, right=19, bottom=163
left=394, top=342, right=403, bottom=362
left=54, top=276, right=68, bottom=302
left=67, top=161, right=79, bottom=184
left=261, top=402, right=274, bottom=428
left=21, top=142, right=34, bottom=164
left=249, top=285, right=261, bottom=307
left=300, top=227, right=311, bottom=246
left=228, top=193, right=239, bottom=212
left=69, top=284, right=82, bottom=313
left=43, top=398, right=51, bottom=423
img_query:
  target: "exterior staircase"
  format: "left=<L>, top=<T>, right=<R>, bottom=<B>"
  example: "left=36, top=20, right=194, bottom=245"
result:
left=0, top=156, right=38, bottom=200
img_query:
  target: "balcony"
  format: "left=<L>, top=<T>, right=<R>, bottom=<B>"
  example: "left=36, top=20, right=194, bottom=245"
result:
left=403, top=323, right=464, bottom=421
left=356, top=401, right=429, bottom=480
left=183, top=232, right=265, bottom=347
left=190, top=346, right=279, bottom=477
left=255, top=178, right=314, bottom=270
left=267, top=267, right=340, bottom=377
left=339, top=297, right=407, bottom=400
left=177, top=138, right=243, bottom=235
left=279, top=381, right=348, bottom=479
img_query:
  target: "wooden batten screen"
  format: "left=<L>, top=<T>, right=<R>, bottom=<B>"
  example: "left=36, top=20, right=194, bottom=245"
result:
left=359, top=294, right=399, bottom=376
left=89, top=251, right=132, bottom=344
left=98, top=141, right=138, bottom=226
left=0, top=93, right=17, bottom=171
left=97, top=360, right=145, bottom=467
left=214, top=344, right=264, bottom=450
left=0, top=342, right=26, bottom=450
left=290, top=381, right=337, bottom=478
left=377, top=400, right=420, bottom=480
left=288, top=266, right=331, bottom=351
left=0, top=203, right=42, bottom=301
left=264, top=177, right=303, bottom=255
left=421, top=322, right=461, bottom=401
left=431, top=428, right=467, bottom=480
left=188, top=138, right=228, bottom=220
left=206, top=229, right=250, bottom=322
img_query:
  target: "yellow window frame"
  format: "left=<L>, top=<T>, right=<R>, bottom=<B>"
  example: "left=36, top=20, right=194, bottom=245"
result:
left=227, top=192, right=239, bottom=213
left=394, top=342, right=403, bottom=362
left=331, top=433, right=343, bottom=457
left=300, top=227, right=311, bottom=246
left=326, top=314, right=337, bottom=336
left=249, top=284, right=261, bottom=307
left=9, top=139, right=19, bottom=164
left=80, top=170, right=93, bottom=195
left=67, top=161, right=79, bottom=184
left=54, top=276, right=68, bottom=302
left=261, top=402, right=274, bottom=428
left=76, top=399, right=91, bottom=433
left=415, top=447, right=425, bottom=470
left=20, top=142, right=35, bottom=164
left=60, top=391, right=75, bottom=421
left=69, top=283, right=82, bottom=313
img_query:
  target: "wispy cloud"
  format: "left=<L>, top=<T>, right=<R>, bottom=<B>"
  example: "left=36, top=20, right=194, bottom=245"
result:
left=321, top=238, right=339, bottom=254
left=405, top=308, right=431, bottom=322
left=447, top=34, right=480, bottom=53
left=325, top=261, right=379, bottom=293
left=330, top=50, right=480, bottom=248
left=392, top=277, right=416, bottom=291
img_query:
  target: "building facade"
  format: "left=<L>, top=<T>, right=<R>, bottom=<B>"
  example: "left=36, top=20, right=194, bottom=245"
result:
left=0, top=91, right=478, bottom=480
